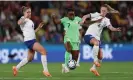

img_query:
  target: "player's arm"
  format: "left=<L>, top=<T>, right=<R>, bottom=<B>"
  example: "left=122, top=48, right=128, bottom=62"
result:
left=17, top=17, right=26, bottom=25
left=108, top=25, right=121, bottom=31
left=80, top=14, right=91, bottom=25
left=51, top=14, right=61, bottom=24
left=106, top=18, right=121, bottom=31
left=35, top=22, right=45, bottom=32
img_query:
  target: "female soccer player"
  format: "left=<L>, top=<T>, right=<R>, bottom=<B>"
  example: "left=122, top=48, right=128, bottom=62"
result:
left=12, top=6, right=51, bottom=77
left=80, top=4, right=121, bottom=76
left=52, top=8, right=82, bottom=73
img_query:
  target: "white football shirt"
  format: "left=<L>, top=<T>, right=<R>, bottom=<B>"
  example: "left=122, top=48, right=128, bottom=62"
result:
left=85, top=12, right=111, bottom=40
left=19, top=16, right=36, bottom=41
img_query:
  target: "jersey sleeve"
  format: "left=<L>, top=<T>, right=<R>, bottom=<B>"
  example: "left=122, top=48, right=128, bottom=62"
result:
left=90, top=12, right=100, bottom=19
left=75, top=16, right=82, bottom=29
left=60, top=17, right=68, bottom=31
left=76, top=16, right=82, bottom=23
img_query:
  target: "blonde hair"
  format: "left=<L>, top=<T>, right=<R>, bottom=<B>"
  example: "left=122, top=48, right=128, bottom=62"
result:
left=101, top=4, right=119, bottom=14
left=22, top=6, right=30, bottom=13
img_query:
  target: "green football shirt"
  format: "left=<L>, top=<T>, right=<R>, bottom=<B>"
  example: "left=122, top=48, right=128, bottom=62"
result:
left=61, top=16, right=82, bottom=42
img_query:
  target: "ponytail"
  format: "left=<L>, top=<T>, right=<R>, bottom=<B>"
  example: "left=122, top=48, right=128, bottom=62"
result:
left=21, top=6, right=30, bottom=13
left=101, top=4, right=119, bottom=14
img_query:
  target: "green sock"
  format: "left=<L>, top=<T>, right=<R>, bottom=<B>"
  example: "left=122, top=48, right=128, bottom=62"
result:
left=65, top=51, right=70, bottom=67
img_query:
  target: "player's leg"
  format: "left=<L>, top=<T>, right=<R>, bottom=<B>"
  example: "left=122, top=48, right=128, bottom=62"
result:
left=89, top=38, right=100, bottom=67
left=69, top=51, right=80, bottom=66
left=89, top=38, right=101, bottom=76
left=71, top=50, right=79, bottom=62
left=97, top=41, right=103, bottom=64
left=76, top=53, right=80, bottom=66
left=75, top=42, right=80, bottom=66
left=64, top=41, right=72, bottom=67
left=84, top=35, right=100, bottom=76
left=98, top=48, right=103, bottom=64
left=62, top=41, right=72, bottom=73
left=12, top=49, right=35, bottom=76
left=90, top=48, right=102, bottom=76
left=84, top=35, right=100, bottom=67
left=32, top=42, right=51, bottom=77
left=91, top=41, right=103, bottom=63
left=70, top=42, right=80, bottom=62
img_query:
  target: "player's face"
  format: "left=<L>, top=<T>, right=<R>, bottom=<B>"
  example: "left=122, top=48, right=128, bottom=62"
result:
left=24, top=8, right=31, bottom=18
left=68, top=11, right=75, bottom=20
left=100, top=7, right=108, bottom=17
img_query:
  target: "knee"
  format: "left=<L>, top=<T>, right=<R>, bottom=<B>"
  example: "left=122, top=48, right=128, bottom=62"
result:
left=40, top=48, right=47, bottom=55
left=28, top=57, right=34, bottom=62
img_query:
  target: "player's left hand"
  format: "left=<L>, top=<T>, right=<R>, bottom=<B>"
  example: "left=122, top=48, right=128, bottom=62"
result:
left=35, top=22, right=45, bottom=32
left=38, top=22, right=45, bottom=28
left=116, top=27, right=121, bottom=31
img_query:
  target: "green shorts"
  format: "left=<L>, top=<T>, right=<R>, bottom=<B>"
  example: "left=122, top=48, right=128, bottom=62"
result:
left=70, top=42, right=80, bottom=50
left=64, top=37, right=80, bottom=50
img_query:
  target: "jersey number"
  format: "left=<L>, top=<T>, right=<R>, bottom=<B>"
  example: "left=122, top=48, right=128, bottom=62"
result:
left=67, top=23, right=70, bottom=28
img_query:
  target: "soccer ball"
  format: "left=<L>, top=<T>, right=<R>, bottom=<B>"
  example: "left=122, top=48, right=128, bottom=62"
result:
left=67, top=59, right=77, bottom=70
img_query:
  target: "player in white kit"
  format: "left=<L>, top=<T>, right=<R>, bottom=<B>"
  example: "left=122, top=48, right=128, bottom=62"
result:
left=80, top=4, right=121, bottom=76
left=12, top=6, right=51, bottom=77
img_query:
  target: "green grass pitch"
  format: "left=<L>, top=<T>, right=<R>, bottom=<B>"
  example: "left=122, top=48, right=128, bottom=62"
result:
left=0, top=62, right=133, bottom=80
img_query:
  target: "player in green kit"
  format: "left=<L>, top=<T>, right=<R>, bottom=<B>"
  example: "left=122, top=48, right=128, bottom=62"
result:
left=52, top=8, right=82, bottom=73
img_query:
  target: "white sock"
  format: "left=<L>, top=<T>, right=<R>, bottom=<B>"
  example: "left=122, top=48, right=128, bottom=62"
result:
left=41, top=55, right=48, bottom=72
left=92, top=64, right=96, bottom=69
left=16, top=58, right=28, bottom=70
left=98, top=59, right=102, bottom=63
left=69, top=54, right=72, bottom=60
left=92, top=45, right=99, bottom=62
left=77, top=53, right=80, bottom=64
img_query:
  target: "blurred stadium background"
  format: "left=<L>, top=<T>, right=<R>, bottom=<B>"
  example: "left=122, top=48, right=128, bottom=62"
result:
left=0, top=1, right=133, bottom=80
